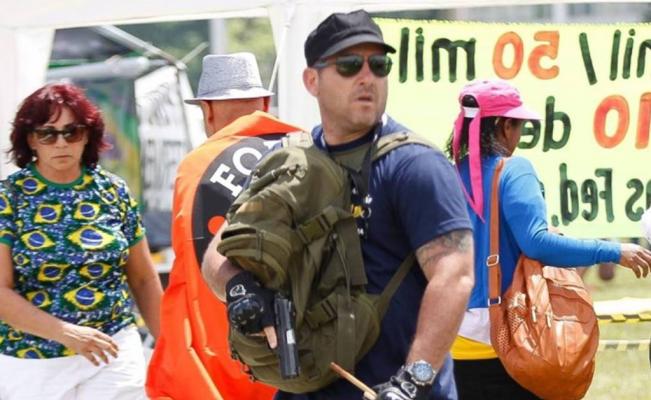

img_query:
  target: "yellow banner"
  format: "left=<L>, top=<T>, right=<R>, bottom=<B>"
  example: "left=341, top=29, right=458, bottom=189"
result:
left=378, top=18, right=651, bottom=238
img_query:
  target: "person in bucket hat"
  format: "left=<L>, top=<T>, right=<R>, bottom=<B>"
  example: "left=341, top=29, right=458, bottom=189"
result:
left=184, top=52, right=275, bottom=130
left=146, top=52, right=300, bottom=400
left=202, top=9, right=474, bottom=400
left=447, top=79, right=651, bottom=399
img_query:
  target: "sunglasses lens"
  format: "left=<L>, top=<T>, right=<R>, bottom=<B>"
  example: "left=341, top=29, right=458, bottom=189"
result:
left=369, top=55, right=392, bottom=77
left=336, top=55, right=364, bottom=77
left=64, top=125, right=87, bottom=143
left=35, top=128, right=58, bottom=144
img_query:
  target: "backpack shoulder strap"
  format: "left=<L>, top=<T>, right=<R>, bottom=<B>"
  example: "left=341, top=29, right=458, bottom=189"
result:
left=372, top=131, right=436, bottom=162
left=375, top=252, right=415, bottom=317
left=368, top=132, right=437, bottom=315
left=281, top=131, right=314, bottom=149
left=360, top=131, right=436, bottom=313
left=345, top=131, right=436, bottom=225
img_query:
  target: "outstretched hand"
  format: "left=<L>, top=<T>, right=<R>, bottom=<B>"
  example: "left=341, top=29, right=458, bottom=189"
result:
left=619, top=243, right=651, bottom=278
left=57, top=323, right=119, bottom=366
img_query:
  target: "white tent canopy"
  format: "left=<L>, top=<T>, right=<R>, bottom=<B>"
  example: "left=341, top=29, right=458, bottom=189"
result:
left=0, top=0, right=641, bottom=175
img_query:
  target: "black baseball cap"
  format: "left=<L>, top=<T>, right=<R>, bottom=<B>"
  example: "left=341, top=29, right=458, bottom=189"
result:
left=304, top=9, right=396, bottom=67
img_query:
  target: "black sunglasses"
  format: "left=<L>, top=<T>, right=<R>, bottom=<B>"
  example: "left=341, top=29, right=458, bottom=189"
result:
left=313, top=54, right=393, bottom=78
left=33, top=124, right=87, bottom=145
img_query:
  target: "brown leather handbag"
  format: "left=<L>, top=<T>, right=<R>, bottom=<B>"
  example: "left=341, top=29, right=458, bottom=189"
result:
left=487, top=159, right=599, bottom=400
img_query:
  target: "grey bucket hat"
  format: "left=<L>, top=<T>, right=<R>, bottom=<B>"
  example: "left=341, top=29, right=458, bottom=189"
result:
left=184, top=52, right=273, bottom=104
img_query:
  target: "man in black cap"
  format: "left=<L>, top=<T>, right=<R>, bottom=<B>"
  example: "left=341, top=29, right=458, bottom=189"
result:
left=296, top=10, right=473, bottom=400
left=202, top=9, right=474, bottom=400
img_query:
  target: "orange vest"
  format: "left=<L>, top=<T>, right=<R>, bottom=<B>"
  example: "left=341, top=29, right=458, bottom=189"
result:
left=146, top=112, right=301, bottom=400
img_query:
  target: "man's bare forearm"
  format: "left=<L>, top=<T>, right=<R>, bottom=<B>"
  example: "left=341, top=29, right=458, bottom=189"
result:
left=201, top=228, right=242, bottom=302
left=407, top=229, right=474, bottom=369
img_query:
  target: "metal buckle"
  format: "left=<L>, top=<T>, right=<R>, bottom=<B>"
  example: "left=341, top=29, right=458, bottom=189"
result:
left=486, top=254, right=500, bottom=266
left=487, top=296, right=502, bottom=306
left=316, top=214, right=331, bottom=232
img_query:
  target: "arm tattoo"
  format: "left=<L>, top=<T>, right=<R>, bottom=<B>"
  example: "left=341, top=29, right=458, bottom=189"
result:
left=416, top=229, right=473, bottom=269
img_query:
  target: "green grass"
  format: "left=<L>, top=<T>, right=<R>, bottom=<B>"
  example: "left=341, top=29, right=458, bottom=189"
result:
left=582, top=266, right=651, bottom=400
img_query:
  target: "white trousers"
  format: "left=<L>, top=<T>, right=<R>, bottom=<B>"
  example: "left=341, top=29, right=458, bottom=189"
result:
left=0, top=326, right=146, bottom=400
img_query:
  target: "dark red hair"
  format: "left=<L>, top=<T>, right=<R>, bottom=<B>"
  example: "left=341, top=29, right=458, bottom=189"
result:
left=9, top=83, right=109, bottom=168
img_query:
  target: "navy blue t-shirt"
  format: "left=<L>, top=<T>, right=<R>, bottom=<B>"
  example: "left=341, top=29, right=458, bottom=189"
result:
left=275, top=116, right=471, bottom=400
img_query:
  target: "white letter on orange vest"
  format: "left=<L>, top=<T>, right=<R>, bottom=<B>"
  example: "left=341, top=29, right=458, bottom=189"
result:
left=210, top=164, right=242, bottom=197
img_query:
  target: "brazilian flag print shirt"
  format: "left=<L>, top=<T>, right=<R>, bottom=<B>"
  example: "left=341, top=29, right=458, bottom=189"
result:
left=0, top=164, right=145, bottom=359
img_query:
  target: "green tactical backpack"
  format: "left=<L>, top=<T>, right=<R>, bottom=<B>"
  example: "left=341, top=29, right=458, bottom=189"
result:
left=217, top=130, right=433, bottom=393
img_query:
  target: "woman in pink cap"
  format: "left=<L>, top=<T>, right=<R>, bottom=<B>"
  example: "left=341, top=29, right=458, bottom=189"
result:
left=446, top=79, right=651, bottom=399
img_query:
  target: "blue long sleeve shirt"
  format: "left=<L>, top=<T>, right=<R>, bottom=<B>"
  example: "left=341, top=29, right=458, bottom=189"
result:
left=458, top=155, right=620, bottom=309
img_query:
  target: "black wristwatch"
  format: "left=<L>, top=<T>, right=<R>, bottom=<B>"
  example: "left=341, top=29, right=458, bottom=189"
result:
left=404, top=360, right=436, bottom=386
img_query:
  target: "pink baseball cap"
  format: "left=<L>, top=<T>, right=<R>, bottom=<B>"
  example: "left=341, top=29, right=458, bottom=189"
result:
left=460, top=79, right=540, bottom=120
left=451, top=79, right=541, bottom=221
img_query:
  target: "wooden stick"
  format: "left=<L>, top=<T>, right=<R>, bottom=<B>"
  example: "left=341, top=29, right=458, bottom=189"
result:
left=362, top=391, right=376, bottom=400
left=330, top=362, right=377, bottom=400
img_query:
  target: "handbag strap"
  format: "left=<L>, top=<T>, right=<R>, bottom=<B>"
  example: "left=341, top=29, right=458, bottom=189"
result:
left=487, top=158, right=508, bottom=307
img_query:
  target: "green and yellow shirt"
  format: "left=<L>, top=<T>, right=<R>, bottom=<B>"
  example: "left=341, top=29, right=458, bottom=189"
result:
left=0, top=164, right=145, bottom=359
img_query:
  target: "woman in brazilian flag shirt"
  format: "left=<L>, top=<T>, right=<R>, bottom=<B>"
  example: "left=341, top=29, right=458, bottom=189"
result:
left=0, top=83, right=162, bottom=400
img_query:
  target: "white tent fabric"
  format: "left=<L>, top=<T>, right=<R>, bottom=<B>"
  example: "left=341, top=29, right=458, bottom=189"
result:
left=0, top=27, right=53, bottom=174
left=0, top=0, right=644, bottom=175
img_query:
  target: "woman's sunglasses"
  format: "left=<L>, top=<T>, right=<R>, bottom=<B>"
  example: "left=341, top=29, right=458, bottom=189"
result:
left=313, top=54, right=393, bottom=78
left=33, top=124, right=87, bottom=145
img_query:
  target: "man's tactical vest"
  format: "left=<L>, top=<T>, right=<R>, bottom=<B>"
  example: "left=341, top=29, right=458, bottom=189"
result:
left=218, top=130, right=433, bottom=393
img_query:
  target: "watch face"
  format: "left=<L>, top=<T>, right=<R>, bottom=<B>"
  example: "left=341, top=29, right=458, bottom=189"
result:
left=410, top=361, right=435, bottom=385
